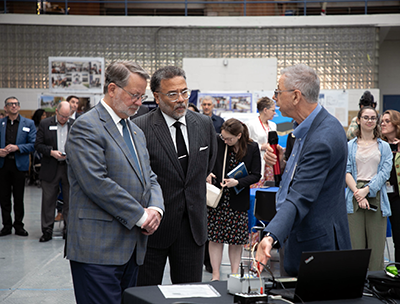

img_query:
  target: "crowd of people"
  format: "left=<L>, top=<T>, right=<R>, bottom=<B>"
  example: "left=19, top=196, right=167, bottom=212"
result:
left=1, top=61, right=399, bottom=304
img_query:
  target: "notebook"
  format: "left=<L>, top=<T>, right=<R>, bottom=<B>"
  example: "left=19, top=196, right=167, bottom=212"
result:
left=269, top=249, right=371, bottom=302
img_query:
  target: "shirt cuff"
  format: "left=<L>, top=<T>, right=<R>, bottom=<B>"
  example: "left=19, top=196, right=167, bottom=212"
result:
left=135, top=207, right=163, bottom=228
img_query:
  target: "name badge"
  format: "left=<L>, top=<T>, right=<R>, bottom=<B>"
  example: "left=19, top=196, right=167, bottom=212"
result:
left=386, top=181, right=394, bottom=194
left=49, top=126, right=57, bottom=131
left=22, top=127, right=30, bottom=132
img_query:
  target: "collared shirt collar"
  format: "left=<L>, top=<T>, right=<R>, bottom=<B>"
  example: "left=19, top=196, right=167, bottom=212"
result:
left=7, top=114, right=20, bottom=124
left=101, top=99, right=123, bottom=126
left=292, top=103, right=322, bottom=141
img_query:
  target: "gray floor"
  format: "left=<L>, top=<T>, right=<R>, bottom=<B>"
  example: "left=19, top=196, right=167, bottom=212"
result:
left=0, top=184, right=396, bottom=303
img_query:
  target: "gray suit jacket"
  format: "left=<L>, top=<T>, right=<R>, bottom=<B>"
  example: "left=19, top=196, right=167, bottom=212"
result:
left=133, top=108, right=217, bottom=248
left=65, top=102, right=164, bottom=266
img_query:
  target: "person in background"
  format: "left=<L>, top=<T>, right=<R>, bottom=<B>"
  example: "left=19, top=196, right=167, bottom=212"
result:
left=246, top=97, right=277, bottom=188
left=201, top=96, right=224, bottom=133
left=381, top=109, right=400, bottom=264
left=256, top=64, right=351, bottom=276
left=188, top=102, right=200, bottom=113
left=346, top=91, right=377, bottom=141
left=29, top=108, right=46, bottom=185
left=67, top=95, right=81, bottom=120
left=0, top=112, right=5, bottom=119
left=0, top=97, right=36, bottom=237
left=66, top=60, right=164, bottom=304
left=35, top=101, right=74, bottom=242
left=207, top=118, right=261, bottom=281
left=346, top=106, right=392, bottom=271
left=32, top=109, right=46, bottom=129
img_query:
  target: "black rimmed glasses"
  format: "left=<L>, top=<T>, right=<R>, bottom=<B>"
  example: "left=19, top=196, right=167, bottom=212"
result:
left=157, top=90, right=190, bottom=103
left=116, top=84, right=148, bottom=102
left=6, top=102, right=20, bottom=107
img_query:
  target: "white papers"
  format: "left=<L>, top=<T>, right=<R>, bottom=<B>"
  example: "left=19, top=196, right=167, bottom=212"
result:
left=158, top=284, right=221, bottom=299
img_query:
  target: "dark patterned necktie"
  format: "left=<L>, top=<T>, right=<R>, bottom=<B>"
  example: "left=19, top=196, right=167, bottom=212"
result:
left=173, top=121, right=188, bottom=175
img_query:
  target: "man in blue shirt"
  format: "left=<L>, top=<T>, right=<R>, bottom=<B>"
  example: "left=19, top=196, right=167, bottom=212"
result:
left=256, top=64, right=351, bottom=276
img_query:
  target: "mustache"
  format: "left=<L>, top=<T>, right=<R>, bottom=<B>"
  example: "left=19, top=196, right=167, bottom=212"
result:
left=174, top=103, right=187, bottom=109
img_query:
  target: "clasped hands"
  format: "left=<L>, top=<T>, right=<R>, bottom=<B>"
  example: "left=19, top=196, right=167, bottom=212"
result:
left=354, top=186, right=370, bottom=210
left=141, top=208, right=161, bottom=236
left=0, top=144, right=19, bottom=157
left=206, top=173, right=238, bottom=188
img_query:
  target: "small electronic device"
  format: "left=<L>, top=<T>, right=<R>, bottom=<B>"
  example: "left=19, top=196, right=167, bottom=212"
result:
left=385, top=263, right=400, bottom=278
left=61, top=152, right=66, bottom=156
left=369, top=204, right=378, bottom=212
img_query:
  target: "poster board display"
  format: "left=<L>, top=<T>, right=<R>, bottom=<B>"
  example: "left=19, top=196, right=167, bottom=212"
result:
left=197, top=92, right=252, bottom=116
left=49, top=57, right=104, bottom=93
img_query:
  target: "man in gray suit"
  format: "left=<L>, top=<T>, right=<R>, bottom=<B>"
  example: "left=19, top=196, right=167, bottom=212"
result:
left=134, top=66, right=217, bottom=285
left=65, top=60, right=164, bottom=304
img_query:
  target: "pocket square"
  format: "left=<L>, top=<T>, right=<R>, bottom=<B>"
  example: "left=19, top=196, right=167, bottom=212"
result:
left=199, top=146, right=208, bottom=151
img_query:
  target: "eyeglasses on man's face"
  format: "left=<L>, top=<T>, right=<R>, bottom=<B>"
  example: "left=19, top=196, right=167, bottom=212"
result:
left=56, top=111, right=69, bottom=120
left=157, top=90, right=190, bottom=103
left=219, top=133, right=237, bottom=142
left=116, top=84, right=148, bottom=102
left=361, top=116, right=377, bottom=122
left=6, top=102, right=20, bottom=107
left=273, top=89, right=295, bottom=99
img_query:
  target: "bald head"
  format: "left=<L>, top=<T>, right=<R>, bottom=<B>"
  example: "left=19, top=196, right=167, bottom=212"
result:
left=56, top=101, right=71, bottom=126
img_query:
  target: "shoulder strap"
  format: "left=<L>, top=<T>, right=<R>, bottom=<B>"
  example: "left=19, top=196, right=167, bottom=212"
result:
left=222, top=144, right=228, bottom=177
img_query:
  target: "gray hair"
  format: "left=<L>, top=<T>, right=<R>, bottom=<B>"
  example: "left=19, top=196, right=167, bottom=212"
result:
left=104, top=61, right=150, bottom=94
left=150, top=66, right=186, bottom=93
left=201, top=96, right=216, bottom=106
left=4, top=96, right=19, bottom=105
left=281, top=64, right=320, bottom=103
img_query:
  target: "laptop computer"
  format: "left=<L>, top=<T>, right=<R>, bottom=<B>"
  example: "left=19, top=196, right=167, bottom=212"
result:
left=269, top=249, right=371, bottom=302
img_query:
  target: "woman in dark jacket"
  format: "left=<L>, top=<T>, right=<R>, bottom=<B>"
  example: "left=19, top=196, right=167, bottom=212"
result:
left=207, top=118, right=261, bottom=281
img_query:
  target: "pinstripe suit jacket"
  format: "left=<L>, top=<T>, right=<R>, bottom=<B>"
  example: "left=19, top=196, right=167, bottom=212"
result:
left=133, top=108, right=217, bottom=248
left=65, top=102, right=164, bottom=266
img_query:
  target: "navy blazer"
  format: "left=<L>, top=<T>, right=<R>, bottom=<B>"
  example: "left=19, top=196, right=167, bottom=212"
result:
left=0, top=115, right=36, bottom=171
left=265, top=107, right=351, bottom=276
left=212, top=136, right=261, bottom=211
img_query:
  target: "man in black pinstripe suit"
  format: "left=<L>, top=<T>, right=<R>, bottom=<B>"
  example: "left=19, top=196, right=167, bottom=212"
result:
left=133, top=66, right=217, bottom=285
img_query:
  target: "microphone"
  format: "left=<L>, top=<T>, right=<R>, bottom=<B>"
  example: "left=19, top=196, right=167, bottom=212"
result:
left=268, top=131, right=281, bottom=187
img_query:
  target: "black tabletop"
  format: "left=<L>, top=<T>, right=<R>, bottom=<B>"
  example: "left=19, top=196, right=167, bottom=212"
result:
left=123, top=280, right=399, bottom=304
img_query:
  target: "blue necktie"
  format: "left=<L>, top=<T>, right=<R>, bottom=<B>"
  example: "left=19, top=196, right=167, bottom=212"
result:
left=120, top=119, right=142, bottom=180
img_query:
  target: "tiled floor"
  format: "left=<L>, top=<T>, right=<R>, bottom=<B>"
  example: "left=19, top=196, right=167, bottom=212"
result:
left=0, top=184, right=395, bottom=303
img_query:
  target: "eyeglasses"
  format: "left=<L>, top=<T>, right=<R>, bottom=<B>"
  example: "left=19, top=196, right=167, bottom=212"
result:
left=219, top=133, right=236, bottom=142
left=116, top=84, right=148, bottom=102
left=56, top=111, right=69, bottom=120
left=381, top=119, right=391, bottom=125
left=157, top=90, right=190, bottom=103
left=6, top=102, right=20, bottom=107
left=274, top=89, right=295, bottom=98
left=361, top=116, right=378, bottom=122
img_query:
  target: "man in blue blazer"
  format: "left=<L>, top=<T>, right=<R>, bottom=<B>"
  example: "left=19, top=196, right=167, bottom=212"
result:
left=0, top=97, right=36, bottom=237
left=256, top=64, right=351, bottom=276
left=65, top=61, right=164, bottom=304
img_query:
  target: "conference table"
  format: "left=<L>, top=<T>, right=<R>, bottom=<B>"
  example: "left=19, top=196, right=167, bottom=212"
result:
left=123, top=280, right=399, bottom=304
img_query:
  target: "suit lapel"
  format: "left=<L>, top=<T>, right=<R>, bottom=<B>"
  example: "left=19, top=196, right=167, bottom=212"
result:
left=97, top=103, right=144, bottom=186
left=0, top=119, right=5, bottom=148
left=151, top=108, right=185, bottom=179
left=185, top=111, right=199, bottom=179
